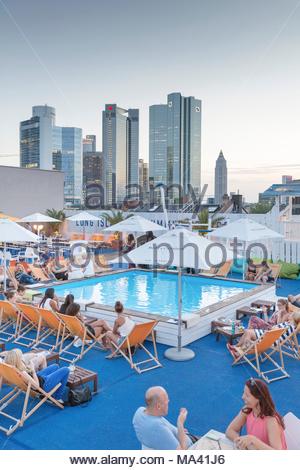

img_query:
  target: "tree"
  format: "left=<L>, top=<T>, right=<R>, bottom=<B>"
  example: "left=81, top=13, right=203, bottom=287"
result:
left=197, top=209, right=224, bottom=228
left=249, top=201, right=274, bottom=214
left=102, top=210, right=132, bottom=226
left=46, top=209, right=66, bottom=234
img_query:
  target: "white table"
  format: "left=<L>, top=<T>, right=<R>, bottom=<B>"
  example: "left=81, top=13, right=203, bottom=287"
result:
left=189, top=429, right=234, bottom=450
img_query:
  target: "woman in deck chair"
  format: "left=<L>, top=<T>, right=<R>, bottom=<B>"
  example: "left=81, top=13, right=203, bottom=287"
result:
left=65, top=303, right=110, bottom=345
left=226, top=378, right=287, bottom=449
left=255, top=261, right=274, bottom=284
left=39, top=287, right=60, bottom=313
left=227, top=309, right=299, bottom=358
left=248, top=298, right=290, bottom=330
left=2, top=349, right=69, bottom=404
left=245, top=258, right=257, bottom=281
left=105, top=301, right=136, bottom=358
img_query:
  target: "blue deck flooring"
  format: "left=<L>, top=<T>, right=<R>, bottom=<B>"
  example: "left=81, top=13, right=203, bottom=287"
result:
left=0, top=277, right=299, bottom=450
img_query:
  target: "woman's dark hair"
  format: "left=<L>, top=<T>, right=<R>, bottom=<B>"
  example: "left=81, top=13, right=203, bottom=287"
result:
left=60, top=294, right=74, bottom=314
left=17, top=285, right=26, bottom=293
left=277, top=298, right=289, bottom=311
left=39, top=287, right=55, bottom=308
left=261, top=260, right=268, bottom=266
left=243, top=378, right=285, bottom=429
left=146, top=231, right=155, bottom=241
left=5, top=290, right=16, bottom=300
left=65, top=302, right=81, bottom=317
left=115, top=301, right=124, bottom=314
left=127, top=234, right=135, bottom=243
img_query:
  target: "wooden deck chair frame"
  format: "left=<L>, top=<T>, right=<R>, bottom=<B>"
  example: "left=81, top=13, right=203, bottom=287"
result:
left=232, top=327, right=289, bottom=383
left=0, top=363, right=63, bottom=436
left=108, top=321, right=162, bottom=374
left=0, top=301, right=21, bottom=342
left=202, top=260, right=232, bottom=278
left=268, top=323, right=300, bottom=360
left=28, top=265, right=51, bottom=282
left=58, top=313, right=104, bottom=363
left=5, top=267, right=18, bottom=289
left=14, top=303, right=47, bottom=347
left=34, top=307, right=67, bottom=351
left=269, top=263, right=281, bottom=287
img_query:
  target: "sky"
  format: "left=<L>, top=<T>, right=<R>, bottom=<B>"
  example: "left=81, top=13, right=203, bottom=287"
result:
left=1, top=0, right=300, bottom=201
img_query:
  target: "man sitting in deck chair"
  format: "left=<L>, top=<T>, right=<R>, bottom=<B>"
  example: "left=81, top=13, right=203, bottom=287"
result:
left=133, top=386, right=192, bottom=450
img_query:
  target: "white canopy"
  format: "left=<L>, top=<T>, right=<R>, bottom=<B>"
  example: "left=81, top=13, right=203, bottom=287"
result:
left=66, top=211, right=102, bottom=222
left=111, top=227, right=230, bottom=269
left=0, top=219, right=39, bottom=288
left=20, top=212, right=60, bottom=223
left=102, top=215, right=166, bottom=235
left=208, top=218, right=283, bottom=242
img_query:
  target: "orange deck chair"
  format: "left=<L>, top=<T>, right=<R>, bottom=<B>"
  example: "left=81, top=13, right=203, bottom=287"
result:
left=58, top=313, right=104, bottom=363
left=0, top=362, right=63, bottom=436
left=108, top=320, right=162, bottom=374
left=232, top=327, right=289, bottom=383
left=36, top=307, right=67, bottom=350
left=0, top=300, right=21, bottom=342
left=14, top=303, right=46, bottom=347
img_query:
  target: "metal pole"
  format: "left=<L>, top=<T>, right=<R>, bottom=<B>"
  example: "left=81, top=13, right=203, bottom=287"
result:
left=178, top=266, right=182, bottom=352
left=3, top=242, right=7, bottom=290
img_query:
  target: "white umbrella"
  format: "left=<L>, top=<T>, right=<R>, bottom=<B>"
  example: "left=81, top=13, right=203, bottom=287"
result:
left=20, top=212, right=60, bottom=239
left=102, top=215, right=166, bottom=235
left=209, top=218, right=283, bottom=278
left=0, top=219, right=39, bottom=288
left=67, top=211, right=103, bottom=240
left=20, top=212, right=60, bottom=223
left=111, top=227, right=231, bottom=361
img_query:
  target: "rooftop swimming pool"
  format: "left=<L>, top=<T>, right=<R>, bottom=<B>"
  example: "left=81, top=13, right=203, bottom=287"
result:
left=40, top=270, right=256, bottom=318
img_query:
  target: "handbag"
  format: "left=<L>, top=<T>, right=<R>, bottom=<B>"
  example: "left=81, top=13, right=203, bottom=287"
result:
left=68, top=382, right=92, bottom=406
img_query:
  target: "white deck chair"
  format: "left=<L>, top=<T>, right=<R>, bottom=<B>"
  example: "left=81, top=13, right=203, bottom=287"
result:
left=284, top=412, right=300, bottom=449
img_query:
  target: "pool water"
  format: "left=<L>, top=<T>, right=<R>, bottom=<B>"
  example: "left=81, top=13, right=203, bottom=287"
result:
left=41, top=270, right=255, bottom=318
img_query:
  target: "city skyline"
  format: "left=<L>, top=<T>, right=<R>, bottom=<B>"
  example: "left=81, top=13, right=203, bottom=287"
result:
left=1, top=0, right=300, bottom=201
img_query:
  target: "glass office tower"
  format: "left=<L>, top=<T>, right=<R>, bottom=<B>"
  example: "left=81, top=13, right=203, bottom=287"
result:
left=149, top=104, right=168, bottom=187
left=102, top=104, right=139, bottom=206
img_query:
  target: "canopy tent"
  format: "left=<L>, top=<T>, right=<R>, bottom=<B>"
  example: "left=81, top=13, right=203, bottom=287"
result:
left=111, top=227, right=231, bottom=361
left=0, top=213, right=20, bottom=222
left=0, top=219, right=39, bottom=288
left=208, top=218, right=283, bottom=278
left=66, top=212, right=103, bottom=240
left=20, top=212, right=60, bottom=223
left=102, top=215, right=166, bottom=235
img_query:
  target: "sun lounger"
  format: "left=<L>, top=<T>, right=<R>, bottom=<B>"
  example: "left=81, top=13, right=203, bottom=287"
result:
left=202, top=260, right=232, bottom=278
left=28, top=265, right=51, bottom=282
left=0, top=301, right=21, bottom=341
left=36, top=307, right=67, bottom=350
left=231, top=327, right=289, bottom=383
left=58, top=313, right=104, bottom=363
left=14, top=303, right=47, bottom=347
left=108, top=320, right=162, bottom=374
left=269, top=322, right=300, bottom=360
left=0, top=362, right=63, bottom=435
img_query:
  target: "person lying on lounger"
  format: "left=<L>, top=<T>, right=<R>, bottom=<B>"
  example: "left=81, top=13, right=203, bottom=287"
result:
left=255, top=261, right=274, bottom=284
left=227, top=311, right=300, bottom=358
left=287, top=294, right=300, bottom=309
left=245, top=259, right=257, bottom=281
left=226, top=378, right=287, bottom=449
left=14, top=263, right=39, bottom=285
left=247, top=298, right=290, bottom=330
left=1, top=349, right=69, bottom=404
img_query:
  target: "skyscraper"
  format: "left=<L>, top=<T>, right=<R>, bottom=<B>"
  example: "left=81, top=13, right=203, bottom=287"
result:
left=149, top=93, right=201, bottom=203
left=214, top=150, right=228, bottom=205
left=53, top=127, right=83, bottom=207
left=149, top=104, right=168, bottom=187
left=83, top=135, right=96, bottom=153
left=20, top=105, right=56, bottom=170
left=139, top=158, right=149, bottom=194
left=102, top=104, right=139, bottom=206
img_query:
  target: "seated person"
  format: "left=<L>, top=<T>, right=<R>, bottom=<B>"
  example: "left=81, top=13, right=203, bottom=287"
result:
left=133, top=386, right=192, bottom=450
left=227, top=310, right=300, bottom=358
left=2, top=348, right=69, bottom=404
left=0, top=348, right=47, bottom=371
left=123, top=234, right=136, bottom=254
left=39, top=287, right=60, bottom=313
left=255, top=261, right=274, bottom=284
left=226, top=378, right=287, bottom=449
left=247, top=298, right=290, bottom=330
left=14, top=262, right=39, bottom=285
left=105, top=301, right=135, bottom=357
left=68, top=257, right=84, bottom=280
left=245, top=258, right=257, bottom=281
left=39, top=249, right=51, bottom=267
left=287, top=294, right=300, bottom=309
left=65, top=302, right=110, bottom=342
left=45, top=258, right=68, bottom=281
left=59, top=294, right=74, bottom=314
left=15, top=284, right=27, bottom=302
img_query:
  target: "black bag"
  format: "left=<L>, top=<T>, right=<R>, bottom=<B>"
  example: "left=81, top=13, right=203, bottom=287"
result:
left=68, top=384, right=92, bottom=407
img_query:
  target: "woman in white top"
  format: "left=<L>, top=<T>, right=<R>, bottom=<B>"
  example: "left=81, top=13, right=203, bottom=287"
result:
left=105, top=301, right=135, bottom=358
left=39, top=288, right=60, bottom=313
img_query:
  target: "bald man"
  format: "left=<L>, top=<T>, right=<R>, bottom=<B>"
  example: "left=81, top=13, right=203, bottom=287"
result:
left=132, top=386, right=192, bottom=450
